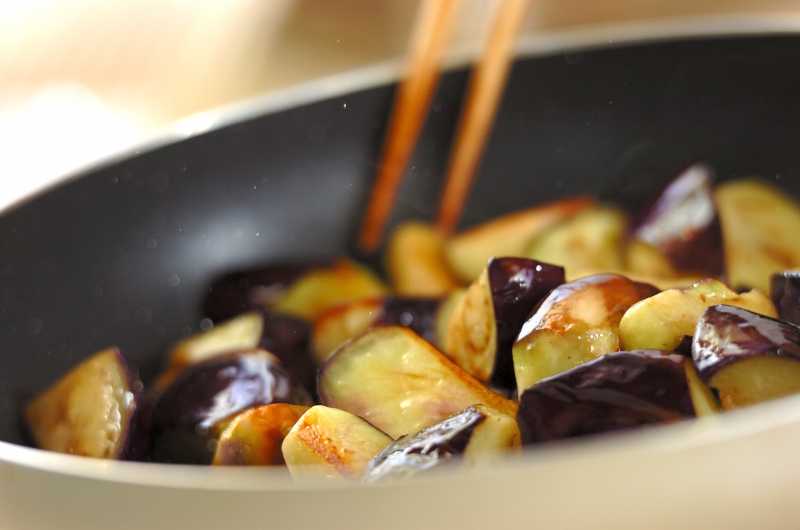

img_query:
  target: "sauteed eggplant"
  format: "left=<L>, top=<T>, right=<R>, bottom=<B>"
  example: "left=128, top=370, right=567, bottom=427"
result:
left=24, top=164, right=800, bottom=483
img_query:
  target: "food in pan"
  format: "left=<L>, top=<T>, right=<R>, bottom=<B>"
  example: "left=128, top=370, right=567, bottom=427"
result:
left=23, top=166, right=800, bottom=485
left=25, top=347, right=150, bottom=460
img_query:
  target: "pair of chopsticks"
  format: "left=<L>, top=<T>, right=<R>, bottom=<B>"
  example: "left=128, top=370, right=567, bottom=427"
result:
left=359, top=0, right=532, bottom=252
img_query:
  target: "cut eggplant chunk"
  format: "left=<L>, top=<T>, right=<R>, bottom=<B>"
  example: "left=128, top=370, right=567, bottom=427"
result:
left=705, top=356, right=800, bottom=410
left=318, top=326, right=517, bottom=439
left=631, top=163, right=724, bottom=276
left=444, top=196, right=594, bottom=283
left=151, top=349, right=311, bottom=464
left=269, top=259, right=389, bottom=321
left=444, top=269, right=495, bottom=383
left=212, top=403, right=309, bottom=466
left=716, top=179, right=800, bottom=293
left=168, top=311, right=265, bottom=369
left=512, top=274, right=658, bottom=395
left=517, top=350, right=702, bottom=444
left=434, top=289, right=466, bottom=351
left=385, top=221, right=461, bottom=297
left=312, top=299, right=384, bottom=362
left=444, top=258, right=564, bottom=388
left=202, top=259, right=388, bottom=323
left=526, top=205, right=628, bottom=280
left=692, top=304, right=800, bottom=409
left=770, top=271, right=800, bottom=326
left=25, top=347, right=150, bottom=460
left=623, top=239, right=677, bottom=279
left=362, top=404, right=520, bottom=485
left=203, top=261, right=326, bottom=322
left=282, top=406, right=393, bottom=482
left=685, top=360, right=720, bottom=417
left=619, top=278, right=777, bottom=352
left=312, top=297, right=445, bottom=362
left=161, top=309, right=316, bottom=395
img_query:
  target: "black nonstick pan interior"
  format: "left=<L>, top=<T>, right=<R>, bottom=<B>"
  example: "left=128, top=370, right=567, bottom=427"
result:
left=3, top=35, right=800, bottom=448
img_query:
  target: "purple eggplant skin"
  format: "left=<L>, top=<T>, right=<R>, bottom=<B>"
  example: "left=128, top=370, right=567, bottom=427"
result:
left=116, top=351, right=153, bottom=461
left=692, top=304, right=800, bottom=382
left=631, top=163, right=724, bottom=276
left=517, top=350, right=695, bottom=445
left=257, top=310, right=317, bottom=395
left=376, top=297, right=441, bottom=344
left=770, top=271, right=800, bottom=327
left=151, top=350, right=312, bottom=464
left=488, top=257, right=565, bottom=388
left=202, top=261, right=328, bottom=322
left=673, top=335, right=694, bottom=358
left=362, top=406, right=485, bottom=485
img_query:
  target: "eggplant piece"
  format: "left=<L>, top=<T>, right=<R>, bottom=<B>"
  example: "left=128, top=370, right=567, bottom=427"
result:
left=362, top=404, right=520, bottom=485
left=205, top=259, right=388, bottom=323
left=312, top=299, right=384, bottom=362
left=623, top=239, right=677, bottom=279
left=444, top=258, right=564, bottom=388
left=282, top=405, right=393, bottom=482
left=526, top=205, right=628, bottom=281
left=268, top=259, right=389, bottom=321
left=619, top=278, right=777, bottom=352
left=612, top=271, right=706, bottom=292
left=160, top=309, right=316, bottom=395
left=512, top=274, right=659, bottom=395
left=385, top=221, right=461, bottom=297
left=770, top=271, right=800, bottom=326
left=311, top=297, right=444, bottom=362
left=151, top=349, right=311, bottom=464
left=631, top=163, right=724, bottom=276
left=434, top=289, right=466, bottom=351
left=692, top=304, right=800, bottom=410
left=444, top=196, right=594, bottom=283
left=318, top=326, right=517, bottom=439
left=25, top=347, right=150, bottom=460
left=212, top=403, right=310, bottom=466
left=203, top=261, right=326, bottom=322
left=517, top=350, right=713, bottom=445
left=716, top=179, right=800, bottom=293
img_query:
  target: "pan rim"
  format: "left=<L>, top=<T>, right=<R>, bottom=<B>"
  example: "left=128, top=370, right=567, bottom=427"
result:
left=4, top=11, right=800, bottom=218
left=4, top=389, right=800, bottom=489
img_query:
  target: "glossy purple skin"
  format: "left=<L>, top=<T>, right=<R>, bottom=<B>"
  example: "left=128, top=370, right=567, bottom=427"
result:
left=362, top=406, right=485, bottom=485
left=692, top=304, right=800, bottom=383
left=673, top=335, right=694, bottom=358
left=256, top=310, right=317, bottom=395
left=488, top=257, right=565, bottom=388
left=631, top=163, right=724, bottom=276
left=376, top=297, right=441, bottom=344
left=517, top=350, right=695, bottom=445
left=151, top=350, right=311, bottom=464
left=770, top=272, right=800, bottom=327
left=202, top=261, right=328, bottom=322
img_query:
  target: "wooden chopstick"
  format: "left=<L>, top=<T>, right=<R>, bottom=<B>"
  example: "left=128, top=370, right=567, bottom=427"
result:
left=436, top=0, right=532, bottom=235
left=358, top=0, right=462, bottom=252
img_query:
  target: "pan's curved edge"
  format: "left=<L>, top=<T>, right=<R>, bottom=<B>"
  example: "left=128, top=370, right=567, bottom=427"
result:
left=5, top=12, right=800, bottom=219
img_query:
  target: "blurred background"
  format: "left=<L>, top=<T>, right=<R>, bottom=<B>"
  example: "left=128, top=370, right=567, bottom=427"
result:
left=1, top=0, right=799, bottom=209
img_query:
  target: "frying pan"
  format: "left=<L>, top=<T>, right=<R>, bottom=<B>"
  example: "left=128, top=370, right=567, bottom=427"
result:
left=2, top=27, right=800, bottom=530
